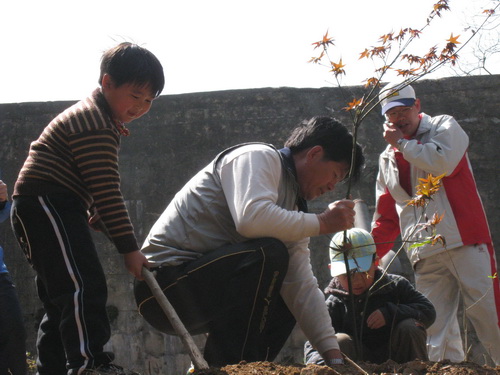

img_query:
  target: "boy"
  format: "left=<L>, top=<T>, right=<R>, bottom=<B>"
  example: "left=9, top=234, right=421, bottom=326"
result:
left=304, top=228, right=436, bottom=365
left=10, top=42, right=164, bottom=375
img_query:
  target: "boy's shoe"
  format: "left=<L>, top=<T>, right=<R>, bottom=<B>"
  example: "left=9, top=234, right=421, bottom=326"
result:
left=81, top=363, right=141, bottom=375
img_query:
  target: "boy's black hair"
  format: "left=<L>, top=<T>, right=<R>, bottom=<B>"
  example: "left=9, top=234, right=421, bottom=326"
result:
left=284, top=116, right=365, bottom=182
left=99, top=42, right=165, bottom=97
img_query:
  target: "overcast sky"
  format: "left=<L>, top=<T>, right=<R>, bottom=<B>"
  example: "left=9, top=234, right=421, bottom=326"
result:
left=1, top=0, right=497, bottom=104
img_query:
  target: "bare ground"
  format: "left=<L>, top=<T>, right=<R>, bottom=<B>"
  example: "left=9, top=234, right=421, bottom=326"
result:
left=191, top=360, right=499, bottom=375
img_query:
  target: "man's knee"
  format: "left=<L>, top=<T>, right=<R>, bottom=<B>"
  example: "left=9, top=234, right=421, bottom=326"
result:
left=337, top=333, right=357, bottom=360
left=254, top=237, right=289, bottom=267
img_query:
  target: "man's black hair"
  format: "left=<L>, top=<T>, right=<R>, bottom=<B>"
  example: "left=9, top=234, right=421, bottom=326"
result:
left=284, top=116, right=364, bottom=182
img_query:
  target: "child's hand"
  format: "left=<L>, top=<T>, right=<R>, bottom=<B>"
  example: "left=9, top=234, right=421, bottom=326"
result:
left=366, top=309, right=386, bottom=329
left=123, top=250, right=150, bottom=280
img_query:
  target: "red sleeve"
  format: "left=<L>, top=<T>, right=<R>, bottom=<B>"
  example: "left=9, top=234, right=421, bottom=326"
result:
left=371, top=187, right=401, bottom=258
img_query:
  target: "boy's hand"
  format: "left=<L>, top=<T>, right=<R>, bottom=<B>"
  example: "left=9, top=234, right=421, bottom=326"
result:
left=123, top=250, right=150, bottom=280
left=366, top=309, right=386, bottom=329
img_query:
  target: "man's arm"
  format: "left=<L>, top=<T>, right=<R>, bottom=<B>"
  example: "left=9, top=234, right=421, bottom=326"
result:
left=371, top=168, right=401, bottom=259
left=220, top=147, right=318, bottom=240
left=398, top=115, right=469, bottom=177
left=220, top=147, right=355, bottom=240
left=280, top=238, right=343, bottom=363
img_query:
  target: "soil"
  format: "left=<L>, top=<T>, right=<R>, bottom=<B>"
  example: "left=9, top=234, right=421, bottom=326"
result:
left=191, top=360, right=500, bottom=375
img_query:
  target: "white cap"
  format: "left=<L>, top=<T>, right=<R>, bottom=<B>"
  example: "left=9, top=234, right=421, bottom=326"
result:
left=379, top=82, right=416, bottom=115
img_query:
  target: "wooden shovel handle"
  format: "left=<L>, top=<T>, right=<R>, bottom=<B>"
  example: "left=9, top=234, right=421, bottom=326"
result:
left=141, top=267, right=209, bottom=370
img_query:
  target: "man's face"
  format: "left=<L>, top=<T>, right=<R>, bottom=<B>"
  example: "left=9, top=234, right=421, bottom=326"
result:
left=295, top=146, right=349, bottom=201
left=384, top=98, right=421, bottom=137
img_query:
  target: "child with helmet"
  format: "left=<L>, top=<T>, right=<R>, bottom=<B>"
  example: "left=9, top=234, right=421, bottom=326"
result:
left=304, top=228, right=436, bottom=365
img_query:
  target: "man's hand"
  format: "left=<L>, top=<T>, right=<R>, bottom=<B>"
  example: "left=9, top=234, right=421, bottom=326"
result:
left=366, top=309, right=386, bottom=329
left=123, top=250, right=150, bottom=280
left=0, top=180, right=7, bottom=202
left=322, top=348, right=344, bottom=366
left=317, top=199, right=356, bottom=235
left=383, top=122, right=404, bottom=148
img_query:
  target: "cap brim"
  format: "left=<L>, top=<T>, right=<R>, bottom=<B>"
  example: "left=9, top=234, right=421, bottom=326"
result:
left=330, top=254, right=374, bottom=277
left=381, top=98, right=416, bottom=115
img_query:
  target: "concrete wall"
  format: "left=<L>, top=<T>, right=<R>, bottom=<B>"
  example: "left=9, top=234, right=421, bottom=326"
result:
left=0, top=75, right=498, bottom=373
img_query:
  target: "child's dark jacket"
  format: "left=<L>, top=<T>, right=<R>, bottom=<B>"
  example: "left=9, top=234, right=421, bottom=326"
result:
left=305, top=268, right=435, bottom=360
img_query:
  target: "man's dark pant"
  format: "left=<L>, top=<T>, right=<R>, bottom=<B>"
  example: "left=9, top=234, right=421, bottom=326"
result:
left=134, top=237, right=296, bottom=367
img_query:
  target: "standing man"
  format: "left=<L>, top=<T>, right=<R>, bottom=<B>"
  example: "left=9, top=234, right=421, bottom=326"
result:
left=135, top=116, right=364, bottom=368
left=371, top=81, right=500, bottom=364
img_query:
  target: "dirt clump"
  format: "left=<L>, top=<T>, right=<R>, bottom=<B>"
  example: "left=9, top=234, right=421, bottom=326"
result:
left=191, top=360, right=499, bottom=375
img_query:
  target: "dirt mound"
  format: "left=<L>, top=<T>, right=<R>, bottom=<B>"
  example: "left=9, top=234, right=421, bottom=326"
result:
left=192, top=359, right=499, bottom=375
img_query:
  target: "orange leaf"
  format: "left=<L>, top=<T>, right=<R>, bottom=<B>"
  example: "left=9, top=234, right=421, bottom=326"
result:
left=407, top=173, right=446, bottom=207
left=371, top=46, right=388, bottom=57
left=429, top=212, right=445, bottom=226
left=343, top=97, right=363, bottom=111
left=407, top=29, right=422, bottom=38
left=379, top=33, right=393, bottom=44
left=447, top=33, right=461, bottom=45
left=308, top=51, right=325, bottom=64
left=395, top=68, right=419, bottom=77
left=359, top=49, right=370, bottom=60
left=363, top=77, right=379, bottom=88
left=330, top=59, right=346, bottom=77
left=431, top=234, right=446, bottom=246
left=312, top=31, right=335, bottom=49
left=331, top=58, right=345, bottom=70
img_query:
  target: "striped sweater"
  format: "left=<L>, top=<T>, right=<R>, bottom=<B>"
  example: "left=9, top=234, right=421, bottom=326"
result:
left=13, top=89, right=138, bottom=254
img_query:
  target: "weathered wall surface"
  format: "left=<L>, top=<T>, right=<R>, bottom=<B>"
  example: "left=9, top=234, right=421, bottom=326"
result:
left=0, top=75, right=498, bottom=373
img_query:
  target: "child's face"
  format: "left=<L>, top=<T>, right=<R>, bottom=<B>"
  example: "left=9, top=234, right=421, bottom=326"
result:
left=337, top=262, right=376, bottom=295
left=102, top=75, right=157, bottom=124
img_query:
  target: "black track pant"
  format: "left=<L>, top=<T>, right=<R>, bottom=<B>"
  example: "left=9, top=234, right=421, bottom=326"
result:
left=134, top=237, right=296, bottom=367
left=11, top=194, right=113, bottom=375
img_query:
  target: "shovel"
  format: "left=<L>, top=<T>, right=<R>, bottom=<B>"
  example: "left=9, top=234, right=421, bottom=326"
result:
left=141, top=267, right=209, bottom=371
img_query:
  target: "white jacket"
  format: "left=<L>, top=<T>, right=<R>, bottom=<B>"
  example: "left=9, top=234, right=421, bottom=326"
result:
left=371, top=113, right=493, bottom=266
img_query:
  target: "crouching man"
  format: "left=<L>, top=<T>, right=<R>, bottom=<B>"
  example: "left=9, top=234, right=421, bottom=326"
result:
left=135, top=117, right=365, bottom=368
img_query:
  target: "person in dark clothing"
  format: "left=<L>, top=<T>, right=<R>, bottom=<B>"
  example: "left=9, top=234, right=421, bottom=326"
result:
left=305, top=228, right=436, bottom=365
left=0, top=180, right=27, bottom=375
